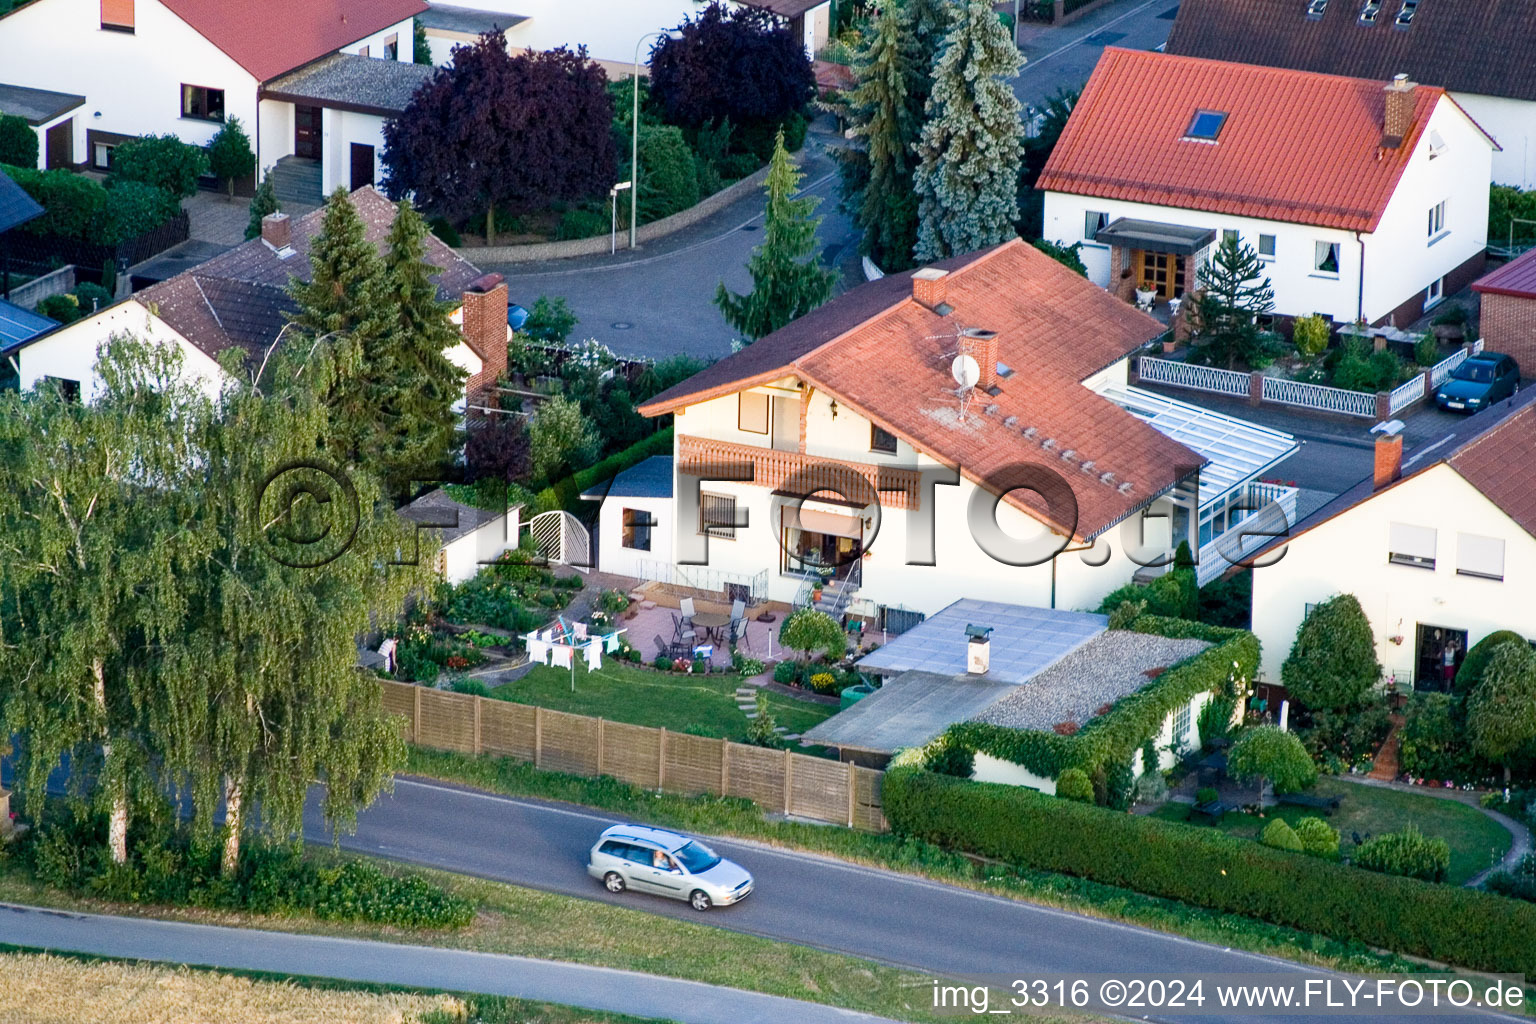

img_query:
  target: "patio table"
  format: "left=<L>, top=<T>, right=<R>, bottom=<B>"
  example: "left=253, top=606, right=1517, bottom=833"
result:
left=690, top=612, right=731, bottom=645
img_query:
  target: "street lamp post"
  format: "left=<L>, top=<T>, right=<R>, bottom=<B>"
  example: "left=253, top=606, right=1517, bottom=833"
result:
left=630, top=28, right=679, bottom=250
left=609, top=181, right=632, bottom=254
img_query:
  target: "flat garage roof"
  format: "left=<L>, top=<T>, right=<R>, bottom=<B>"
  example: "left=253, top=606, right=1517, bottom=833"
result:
left=799, top=671, right=1015, bottom=754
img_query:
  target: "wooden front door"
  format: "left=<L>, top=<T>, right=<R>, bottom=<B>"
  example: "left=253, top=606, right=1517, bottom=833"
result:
left=45, top=119, right=73, bottom=169
left=1133, top=250, right=1186, bottom=300
left=294, top=105, right=321, bottom=159
left=349, top=143, right=375, bottom=190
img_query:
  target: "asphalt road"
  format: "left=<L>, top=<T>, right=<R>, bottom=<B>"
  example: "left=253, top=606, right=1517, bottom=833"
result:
left=1013, top=0, right=1179, bottom=109
left=0, top=902, right=899, bottom=1024
left=310, top=776, right=1515, bottom=1024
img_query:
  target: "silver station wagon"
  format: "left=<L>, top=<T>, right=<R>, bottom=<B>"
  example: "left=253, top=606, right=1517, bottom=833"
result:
left=587, top=824, right=753, bottom=911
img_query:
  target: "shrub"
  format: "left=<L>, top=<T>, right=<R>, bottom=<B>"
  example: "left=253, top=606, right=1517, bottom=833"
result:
left=654, top=654, right=673, bottom=670
left=1260, top=818, right=1302, bottom=852
left=1354, top=826, right=1450, bottom=883
left=1229, top=726, right=1316, bottom=795
left=925, top=735, right=974, bottom=778
left=1368, top=348, right=1403, bottom=389
left=1456, top=630, right=1528, bottom=694
left=808, top=671, right=840, bottom=695
left=72, top=281, right=112, bottom=314
left=1486, top=856, right=1536, bottom=903
left=0, top=114, right=37, bottom=168
left=207, top=116, right=256, bottom=199
left=1467, top=641, right=1536, bottom=786
left=555, top=206, right=608, bottom=240
left=780, top=608, right=847, bottom=662
left=523, top=295, right=578, bottom=344
left=449, top=678, right=490, bottom=697
left=1197, top=695, right=1236, bottom=748
left=97, top=179, right=181, bottom=244
left=5, top=164, right=106, bottom=238
left=1331, top=340, right=1376, bottom=392
left=634, top=123, right=701, bottom=222
left=110, top=133, right=208, bottom=199
left=1056, top=768, right=1094, bottom=803
left=882, top=767, right=1536, bottom=975
left=772, top=660, right=800, bottom=685
left=1292, top=314, right=1330, bottom=358
left=731, top=651, right=765, bottom=677
left=1294, top=817, right=1340, bottom=860
left=745, top=693, right=780, bottom=747
left=35, top=293, right=81, bottom=324
left=1414, top=335, right=1440, bottom=366
left=1107, top=597, right=1147, bottom=631
left=1397, top=692, right=1476, bottom=782
left=428, top=216, right=462, bottom=246
left=1281, top=594, right=1380, bottom=712
left=1196, top=787, right=1220, bottom=805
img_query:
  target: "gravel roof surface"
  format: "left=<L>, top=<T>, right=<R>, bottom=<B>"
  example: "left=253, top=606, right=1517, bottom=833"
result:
left=974, top=630, right=1211, bottom=732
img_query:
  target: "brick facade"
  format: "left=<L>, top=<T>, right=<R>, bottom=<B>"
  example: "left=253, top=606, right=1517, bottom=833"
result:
left=1479, top=291, right=1536, bottom=376
left=460, top=274, right=508, bottom=413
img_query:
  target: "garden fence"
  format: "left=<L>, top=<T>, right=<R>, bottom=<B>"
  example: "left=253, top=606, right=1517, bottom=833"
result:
left=379, top=680, right=888, bottom=832
left=0, top=211, right=190, bottom=276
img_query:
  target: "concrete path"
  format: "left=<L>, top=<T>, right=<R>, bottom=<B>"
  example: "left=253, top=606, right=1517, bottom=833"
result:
left=0, top=903, right=899, bottom=1024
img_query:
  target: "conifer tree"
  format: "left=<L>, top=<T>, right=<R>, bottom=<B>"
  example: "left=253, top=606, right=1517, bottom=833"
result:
left=899, top=0, right=956, bottom=117
left=373, top=198, right=467, bottom=496
left=284, top=187, right=391, bottom=464
left=912, top=0, right=1023, bottom=261
left=1194, top=235, right=1276, bottom=370
left=244, top=170, right=280, bottom=240
left=715, top=130, right=836, bottom=340
left=839, top=7, right=921, bottom=271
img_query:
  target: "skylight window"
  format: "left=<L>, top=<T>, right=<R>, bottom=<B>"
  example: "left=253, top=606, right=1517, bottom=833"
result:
left=1184, top=110, right=1228, bottom=141
left=1395, top=0, right=1419, bottom=26
left=1360, top=0, right=1381, bottom=23
left=1306, top=0, right=1327, bottom=16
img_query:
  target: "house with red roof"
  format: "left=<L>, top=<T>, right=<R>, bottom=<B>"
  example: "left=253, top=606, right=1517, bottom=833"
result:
left=1249, top=389, right=1536, bottom=688
left=0, top=0, right=431, bottom=202
left=1472, top=248, right=1536, bottom=377
left=628, top=239, right=1298, bottom=622
left=1039, top=48, right=1496, bottom=329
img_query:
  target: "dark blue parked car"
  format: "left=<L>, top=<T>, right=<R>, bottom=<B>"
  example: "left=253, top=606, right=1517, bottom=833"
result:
left=1434, top=352, right=1520, bottom=413
left=507, top=302, right=530, bottom=331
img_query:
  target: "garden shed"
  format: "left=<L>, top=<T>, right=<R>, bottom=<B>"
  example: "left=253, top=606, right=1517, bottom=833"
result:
left=399, top=488, right=522, bottom=584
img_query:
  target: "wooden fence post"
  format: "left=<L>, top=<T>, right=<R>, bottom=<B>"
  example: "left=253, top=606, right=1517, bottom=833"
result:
left=412, top=685, right=422, bottom=745
left=720, top=740, right=730, bottom=796
left=473, top=695, right=482, bottom=756
left=783, top=748, right=793, bottom=815
left=847, top=763, right=856, bottom=827
left=658, top=727, right=668, bottom=789
left=597, top=718, right=605, bottom=777
left=534, top=705, right=543, bottom=768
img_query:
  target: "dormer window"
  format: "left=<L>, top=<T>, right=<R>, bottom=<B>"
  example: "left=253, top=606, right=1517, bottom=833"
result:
left=1306, top=0, right=1328, bottom=15
left=1395, top=0, right=1419, bottom=26
left=1360, top=0, right=1381, bottom=23
left=1184, top=110, right=1227, bottom=142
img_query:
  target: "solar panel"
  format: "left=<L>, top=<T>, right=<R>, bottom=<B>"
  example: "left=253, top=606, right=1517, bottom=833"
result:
left=0, top=298, right=57, bottom=347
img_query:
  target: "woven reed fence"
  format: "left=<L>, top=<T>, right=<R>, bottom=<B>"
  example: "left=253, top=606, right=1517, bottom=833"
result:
left=380, top=680, right=886, bottom=832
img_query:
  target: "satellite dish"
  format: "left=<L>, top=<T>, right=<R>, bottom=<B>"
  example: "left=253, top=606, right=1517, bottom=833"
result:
left=952, top=353, right=981, bottom=389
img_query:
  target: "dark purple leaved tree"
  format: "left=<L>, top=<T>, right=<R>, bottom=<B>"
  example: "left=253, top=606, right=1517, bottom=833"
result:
left=382, top=33, right=616, bottom=242
left=649, top=2, right=814, bottom=138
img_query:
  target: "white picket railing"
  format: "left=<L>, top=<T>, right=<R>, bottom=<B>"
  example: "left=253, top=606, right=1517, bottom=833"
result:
left=1388, top=376, right=1425, bottom=416
left=1430, top=340, right=1482, bottom=388
left=1260, top=375, right=1378, bottom=418
left=1136, top=356, right=1250, bottom=397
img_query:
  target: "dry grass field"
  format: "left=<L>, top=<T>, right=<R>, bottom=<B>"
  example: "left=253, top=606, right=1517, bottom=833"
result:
left=0, top=952, right=460, bottom=1024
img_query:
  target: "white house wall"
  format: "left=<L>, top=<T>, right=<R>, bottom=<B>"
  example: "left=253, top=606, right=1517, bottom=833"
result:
left=1456, top=92, right=1536, bottom=189
left=672, top=386, right=1171, bottom=617
left=439, top=510, right=520, bottom=584
left=1249, top=464, right=1536, bottom=684
left=0, top=0, right=258, bottom=162
left=596, top=494, right=673, bottom=579
left=257, top=98, right=295, bottom=169
left=320, top=108, right=390, bottom=195
left=15, top=302, right=225, bottom=403
left=1362, top=99, right=1492, bottom=322
left=971, top=751, right=1056, bottom=794
left=340, top=19, right=416, bottom=61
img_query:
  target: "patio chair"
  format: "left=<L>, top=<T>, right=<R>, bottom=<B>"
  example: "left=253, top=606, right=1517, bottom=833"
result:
left=671, top=612, right=696, bottom=644
left=679, top=597, right=696, bottom=624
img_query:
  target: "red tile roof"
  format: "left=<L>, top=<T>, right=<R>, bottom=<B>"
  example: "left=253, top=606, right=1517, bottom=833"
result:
left=1472, top=248, right=1536, bottom=300
left=159, top=0, right=428, bottom=83
left=1038, top=48, right=1460, bottom=233
left=639, top=239, right=1202, bottom=540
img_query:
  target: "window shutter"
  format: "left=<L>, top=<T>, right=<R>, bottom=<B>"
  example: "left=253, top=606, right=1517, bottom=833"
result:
left=738, top=392, right=769, bottom=434
left=101, top=0, right=134, bottom=28
left=1456, top=533, right=1504, bottom=580
left=1388, top=522, right=1436, bottom=567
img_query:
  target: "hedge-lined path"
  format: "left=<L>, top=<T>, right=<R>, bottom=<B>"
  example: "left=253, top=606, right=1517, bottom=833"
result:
left=0, top=903, right=901, bottom=1024
left=1334, top=775, right=1531, bottom=888
left=1366, top=712, right=1406, bottom=781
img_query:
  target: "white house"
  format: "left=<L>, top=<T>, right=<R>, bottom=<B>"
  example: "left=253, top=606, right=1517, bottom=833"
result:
left=419, top=0, right=830, bottom=76
left=632, top=239, right=1299, bottom=627
left=400, top=488, right=522, bottom=584
left=582, top=455, right=675, bottom=579
left=1166, top=0, right=1536, bottom=191
left=1039, top=48, right=1496, bottom=328
left=1249, top=389, right=1536, bottom=688
left=0, top=0, right=430, bottom=201
left=3, top=188, right=508, bottom=410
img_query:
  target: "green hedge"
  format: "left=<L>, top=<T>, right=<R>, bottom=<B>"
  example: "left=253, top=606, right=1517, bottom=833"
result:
left=1, top=163, right=179, bottom=244
left=946, top=616, right=1258, bottom=783
left=883, top=767, right=1536, bottom=976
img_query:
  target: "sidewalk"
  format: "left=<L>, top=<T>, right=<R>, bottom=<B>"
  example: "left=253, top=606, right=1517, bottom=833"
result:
left=0, top=903, right=902, bottom=1024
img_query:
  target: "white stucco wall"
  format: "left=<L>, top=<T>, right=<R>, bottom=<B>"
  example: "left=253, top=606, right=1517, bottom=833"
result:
left=971, top=751, right=1056, bottom=794
left=1042, top=94, right=1494, bottom=324
left=440, top=508, right=520, bottom=584
left=669, top=382, right=1173, bottom=617
left=14, top=301, right=226, bottom=403
left=1455, top=91, right=1536, bottom=189
left=594, top=493, right=674, bottom=579
left=1250, top=463, right=1536, bottom=684
left=0, top=0, right=258, bottom=163
left=339, top=19, right=416, bottom=61
left=320, top=108, right=391, bottom=195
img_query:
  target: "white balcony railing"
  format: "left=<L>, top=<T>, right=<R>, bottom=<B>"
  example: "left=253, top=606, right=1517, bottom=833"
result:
left=1197, top=482, right=1298, bottom=585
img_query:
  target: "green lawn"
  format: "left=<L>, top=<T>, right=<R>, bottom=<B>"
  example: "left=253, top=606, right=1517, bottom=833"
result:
left=1153, top=777, right=1511, bottom=884
left=491, top=662, right=836, bottom=747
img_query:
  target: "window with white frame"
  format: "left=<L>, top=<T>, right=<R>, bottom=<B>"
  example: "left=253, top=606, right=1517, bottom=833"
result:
left=1427, top=199, right=1447, bottom=240
left=1425, top=276, right=1444, bottom=307
left=1456, top=533, right=1504, bottom=580
left=738, top=391, right=769, bottom=434
left=1172, top=703, right=1192, bottom=749
left=622, top=508, right=653, bottom=551
left=1313, top=241, right=1340, bottom=275
left=1388, top=522, right=1437, bottom=569
left=699, top=493, right=737, bottom=540
left=1222, top=229, right=1239, bottom=246
left=1084, top=210, right=1109, bottom=242
left=1258, top=234, right=1276, bottom=259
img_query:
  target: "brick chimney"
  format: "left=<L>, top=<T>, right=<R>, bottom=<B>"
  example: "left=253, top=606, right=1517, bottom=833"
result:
left=912, top=267, right=950, bottom=310
left=1371, top=419, right=1405, bottom=489
left=260, top=212, right=291, bottom=250
left=1382, top=74, right=1416, bottom=149
left=962, top=327, right=999, bottom=390
left=461, top=272, right=508, bottom=409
